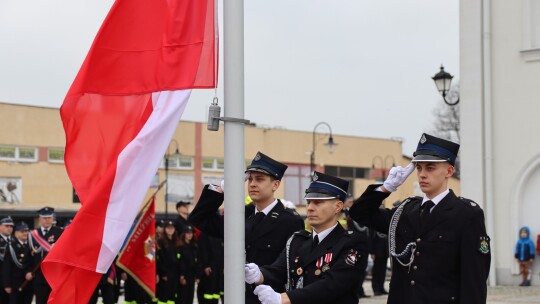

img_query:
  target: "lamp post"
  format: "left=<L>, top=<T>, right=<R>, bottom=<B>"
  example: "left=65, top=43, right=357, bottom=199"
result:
left=310, top=122, right=337, bottom=175
left=372, top=155, right=396, bottom=181
left=164, top=139, right=180, bottom=219
left=432, top=65, right=460, bottom=105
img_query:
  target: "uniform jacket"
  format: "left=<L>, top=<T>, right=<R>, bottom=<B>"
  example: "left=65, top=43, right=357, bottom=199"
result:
left=30, top=225, right=63, bottom=280
left=349, top=184, right=491, bottom=304
left=261, top=224, right=367, bottom=304
left=0, top=235, right=11, bottom=286
left=189, top=185, right=304, bottom=303
left=3, top=240, right=33, bottom=289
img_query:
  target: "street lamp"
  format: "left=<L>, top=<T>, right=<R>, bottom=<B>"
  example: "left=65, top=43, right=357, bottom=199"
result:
left=432, top=65, right=460, bottom=106
left=164, top=139, right=180, bottom=219
left=310, top=122, right=337, bottom=174
left=372, top=155, right=396, bottom=181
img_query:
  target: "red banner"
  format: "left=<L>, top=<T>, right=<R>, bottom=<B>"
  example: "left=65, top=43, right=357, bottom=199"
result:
left=117, top=199, right=156, bottom=297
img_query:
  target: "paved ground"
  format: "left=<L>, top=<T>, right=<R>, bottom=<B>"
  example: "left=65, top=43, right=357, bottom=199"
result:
left=90, top=281, right=540, bottom=303
left=359, top=281, right=540, bottom=304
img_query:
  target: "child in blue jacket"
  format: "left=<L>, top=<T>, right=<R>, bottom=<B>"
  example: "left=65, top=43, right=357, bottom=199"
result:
left=515, top=226, right=535, bottom=286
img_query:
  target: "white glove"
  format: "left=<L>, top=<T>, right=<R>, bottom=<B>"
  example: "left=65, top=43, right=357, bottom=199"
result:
left=245, top=263, right=261, bottom=284
left=254, top=285, right=282, bottom=304
left=220, top=173, right=250, bottom=192
left=382, top=163, right=415, bottom=192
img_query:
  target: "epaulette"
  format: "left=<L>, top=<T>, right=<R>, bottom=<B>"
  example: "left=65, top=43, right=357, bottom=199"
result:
left=295, top=230, right=311, bottom=238
left=458, top=196, right=480, bottom=208
left=282, top=208, right=301, bottom=217
left=401, top=196, right=422, bottom=205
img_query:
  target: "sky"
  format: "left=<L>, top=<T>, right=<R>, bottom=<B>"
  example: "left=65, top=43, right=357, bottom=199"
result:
left=0, top=0, right=460, bottom=155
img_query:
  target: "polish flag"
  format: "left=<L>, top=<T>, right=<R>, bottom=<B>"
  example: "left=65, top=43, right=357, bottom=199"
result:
left=40, top=0, right=217, bottom=302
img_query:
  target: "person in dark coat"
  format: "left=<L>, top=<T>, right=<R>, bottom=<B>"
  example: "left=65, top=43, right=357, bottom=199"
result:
left=178, top=225, right=198, bottom=304
left=350, top=133, right=491, bottom=304
left=197, top=231, right=224, bottom=304
left=245, top=172, right=368, bottom=304
left=156, top=220, right=181, bottom=303
left=3, top=222, right=34, bottom=304
left=370, top=229, right=389, bottom=295
left=0, top=217, right=14, bottom=303
left=343, top=195, right=372, bottom=298
left=174, top=201, right=192, bottom=237
left=28, top=207, right=63, bottom=304
left=189, top=152, right=305, bottom=304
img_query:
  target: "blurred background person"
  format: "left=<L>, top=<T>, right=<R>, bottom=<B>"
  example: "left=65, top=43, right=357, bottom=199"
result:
left=3, top=222, right=34, bottom=304
left=178, top=225, right=198, bottom=304
left=156, top=220, right=181, bottom=304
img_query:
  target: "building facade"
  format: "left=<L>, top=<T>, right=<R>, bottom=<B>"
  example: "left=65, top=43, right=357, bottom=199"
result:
left=0, top=102, right=460, bottom=224
left=460, top=0, right=540, bottom=285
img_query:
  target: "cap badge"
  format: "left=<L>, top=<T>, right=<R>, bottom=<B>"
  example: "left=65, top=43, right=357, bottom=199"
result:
left=254, top=153, right=261, bottom=161
left=420, top=134, right=427, bottom=144
left=312, top=172, right=318, bottom=182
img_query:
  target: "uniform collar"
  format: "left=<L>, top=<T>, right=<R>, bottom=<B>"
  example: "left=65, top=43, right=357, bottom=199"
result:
left=312, top=223, right=339, bottom=243
left=255, top=199, right=278, bottom=215
left=422, top=189, right=450, bottom=207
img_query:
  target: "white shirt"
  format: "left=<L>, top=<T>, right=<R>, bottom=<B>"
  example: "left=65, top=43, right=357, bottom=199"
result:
left=255, top=199, right=279, bottom=216
left=422, top=189, right=450, bottom=212
left=42, top=227, right=50, bottom=235
left=313, top=223, right=339, bottom=243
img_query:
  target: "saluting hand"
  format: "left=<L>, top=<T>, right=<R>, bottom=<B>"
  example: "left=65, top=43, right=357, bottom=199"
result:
left=382, top=163, right=415, bottom=192
left=245, top=263, right=261, bottom=284
left=254, top=285, right=282, bottom=304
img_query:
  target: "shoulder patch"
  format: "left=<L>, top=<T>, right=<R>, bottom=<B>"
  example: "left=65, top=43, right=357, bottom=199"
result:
left=478, top=236, right=490, bottom=255
left=459, top=197, right=480, bottom=208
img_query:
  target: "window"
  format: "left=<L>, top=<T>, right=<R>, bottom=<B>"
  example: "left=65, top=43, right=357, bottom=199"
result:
left=201, top=158, right=225, bottom=172
left=162, top=156, right=194, bottom=170
left=0, top=146, right=38, bottom=162
left=166, top=174, right=194, bottom=203
left=48, top=148, right=65, bottom=163
left=203, top=175, right=223, bottom=186
left=325, top=165, right=370, bottom=179
left=284, top=165, right=311, bottom=205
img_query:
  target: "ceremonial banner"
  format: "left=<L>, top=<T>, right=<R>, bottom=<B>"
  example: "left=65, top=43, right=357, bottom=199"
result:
left=40, top=0, right=217, bottom=301
left=117, top=199, right=156, bottom=297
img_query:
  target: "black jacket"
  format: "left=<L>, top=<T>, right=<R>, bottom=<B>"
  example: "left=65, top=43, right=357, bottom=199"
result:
left=349, top=185, right=491, bottom=304
left=189, top=185, right=304, bottom=303
left=261, top=224, right=367, bottom=304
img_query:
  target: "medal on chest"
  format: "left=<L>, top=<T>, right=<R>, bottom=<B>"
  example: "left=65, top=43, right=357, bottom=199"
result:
left=315, top=253, right=333, bottom=276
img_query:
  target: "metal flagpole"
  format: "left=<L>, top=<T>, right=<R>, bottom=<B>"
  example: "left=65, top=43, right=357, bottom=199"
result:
left=223, top=0, right=245, bottom=302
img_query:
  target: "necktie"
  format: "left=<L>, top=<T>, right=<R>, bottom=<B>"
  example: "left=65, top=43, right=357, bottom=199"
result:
left=312, top=235, right=319, bottom=251
left=251, top=212, right=265, bottom=231
left=43, top=228, right=48, bottom=235
left=420, top=200, right=435, bottom=228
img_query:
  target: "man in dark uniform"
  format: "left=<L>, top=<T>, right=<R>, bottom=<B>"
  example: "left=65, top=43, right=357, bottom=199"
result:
left=28, top=207, right=63, bottom=304
left=0, top=217, right=14, bottom=303
left=174, top=201, right=191, bottom=235
left=350, top=133, right=491, bottom=304
left=245, top=172, right=368, bottom=304
left=189, top=152, right=304, bottom=303
left=3, top=222, right=34, bottom=304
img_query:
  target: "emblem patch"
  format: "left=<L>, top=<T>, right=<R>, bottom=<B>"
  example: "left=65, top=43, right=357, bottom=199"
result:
left=312, top=172, right=318, bottom=181
left=478, top=236, right=490, bottom=255
left=345, top=250, right=359, bottom=266
left=420, top=134, right=427, bottom=144
left=254, top=153, right=261, bottom=161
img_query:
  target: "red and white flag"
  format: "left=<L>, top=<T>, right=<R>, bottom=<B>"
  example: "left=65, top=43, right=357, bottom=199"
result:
left=117, top=198, right=156, bottom=297
left=41, top=0, right=217, bottom=302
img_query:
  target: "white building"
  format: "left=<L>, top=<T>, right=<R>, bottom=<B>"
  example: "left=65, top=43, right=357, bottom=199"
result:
left=461, top=0, right=540, bottom=285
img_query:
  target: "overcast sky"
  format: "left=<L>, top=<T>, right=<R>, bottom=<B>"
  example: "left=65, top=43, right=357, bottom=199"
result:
left=0, top=0, right=459, bottom=155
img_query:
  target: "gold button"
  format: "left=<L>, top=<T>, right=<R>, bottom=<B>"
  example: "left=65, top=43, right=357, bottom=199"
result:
left=416, top=238, right=421, bottom=243
left=410, top=280, right=415, bottom=286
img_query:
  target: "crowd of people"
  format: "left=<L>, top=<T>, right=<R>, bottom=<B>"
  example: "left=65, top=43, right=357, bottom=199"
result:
left=0, top=132, right=499, bottom=304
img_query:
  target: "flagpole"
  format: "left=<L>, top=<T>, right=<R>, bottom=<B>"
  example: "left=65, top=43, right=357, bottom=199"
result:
left=223, top=0, right=245, bottom=302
